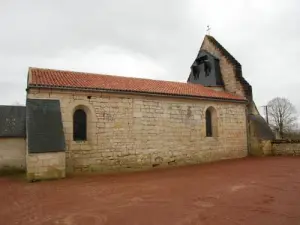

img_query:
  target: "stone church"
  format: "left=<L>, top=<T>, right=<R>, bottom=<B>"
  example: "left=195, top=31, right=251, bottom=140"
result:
left=0, top=35, right=274, bottom=180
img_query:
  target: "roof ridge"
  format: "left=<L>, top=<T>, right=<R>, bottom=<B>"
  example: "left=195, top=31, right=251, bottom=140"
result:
left=205, top=35, right=241, bottom=67
left=29, top=67, right=247, bottom=101
left=29, top=67, right=190, bottom=86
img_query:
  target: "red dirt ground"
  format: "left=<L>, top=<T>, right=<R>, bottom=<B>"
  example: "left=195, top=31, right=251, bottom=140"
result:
left=1, top=157, right=300, bottom=225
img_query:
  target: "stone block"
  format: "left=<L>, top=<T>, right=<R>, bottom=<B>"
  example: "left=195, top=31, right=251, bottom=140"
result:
left=26, top=152, right=66, bottom=181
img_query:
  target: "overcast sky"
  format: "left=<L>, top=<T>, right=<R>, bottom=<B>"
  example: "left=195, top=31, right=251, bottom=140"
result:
left=1, top=0, right=299, bottom=116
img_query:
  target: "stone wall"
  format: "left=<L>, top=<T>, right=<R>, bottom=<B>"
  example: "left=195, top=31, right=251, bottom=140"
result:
left=272, top=140, right=300, bottom=156
left=27, top=89, right=248, bottom=173
left=0, top=138, right=26, bottom=171
left=26, top=152, right=66, bottom=181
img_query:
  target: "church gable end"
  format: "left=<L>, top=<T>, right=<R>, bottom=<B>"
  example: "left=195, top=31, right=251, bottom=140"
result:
left=191, top=35, right=253, bottom=100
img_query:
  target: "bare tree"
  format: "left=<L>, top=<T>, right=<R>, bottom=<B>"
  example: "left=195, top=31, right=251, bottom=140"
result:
left=267, top=97, right=298, bottom=138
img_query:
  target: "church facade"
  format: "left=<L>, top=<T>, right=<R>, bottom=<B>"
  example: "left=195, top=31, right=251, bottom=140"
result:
left=0, top=35, right=273, bottom=180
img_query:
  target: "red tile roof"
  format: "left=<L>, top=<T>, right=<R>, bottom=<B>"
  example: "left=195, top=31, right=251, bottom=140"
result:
left=28, top=67, right=246, bottom=101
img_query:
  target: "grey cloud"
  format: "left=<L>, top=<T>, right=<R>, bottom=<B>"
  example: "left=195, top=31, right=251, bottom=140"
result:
left=1, top=0, right=300, bottom=118
left=0, top=81, right=26, bottom=105
left=0, top=1, right=190, bottom=58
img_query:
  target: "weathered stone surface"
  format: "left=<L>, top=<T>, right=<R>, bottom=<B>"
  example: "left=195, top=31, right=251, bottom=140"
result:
left=26, top=152, right=66, bottom=181
left=27, top=89, right=248, bottom=174
left=272, top=141, right=300, bottom=156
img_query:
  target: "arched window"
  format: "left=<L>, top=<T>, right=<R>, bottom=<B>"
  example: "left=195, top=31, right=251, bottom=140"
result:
left=205, top=107, right=217, bottom=137
left=73, top=109, right=87, bottom=141
left=206, top=109, right=212, bottom=137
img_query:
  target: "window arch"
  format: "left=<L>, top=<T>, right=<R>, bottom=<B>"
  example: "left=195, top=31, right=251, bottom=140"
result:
left=205, top=107, right=218, bottom=137
left=73, top=109, right=87, bottom=141
left=206, top=109, right=213, bottom=137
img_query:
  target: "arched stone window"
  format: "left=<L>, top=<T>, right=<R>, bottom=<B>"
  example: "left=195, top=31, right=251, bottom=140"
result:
left=73, top=109, right=87, bottom=141
left=205, top=107, right=218, bottom=137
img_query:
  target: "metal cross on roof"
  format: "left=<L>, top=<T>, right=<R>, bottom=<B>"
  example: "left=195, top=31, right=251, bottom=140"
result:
left=206, top=25, right=211, bottom=35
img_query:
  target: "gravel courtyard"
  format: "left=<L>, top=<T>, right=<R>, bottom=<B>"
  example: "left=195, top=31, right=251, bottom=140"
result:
left=1, top=157, right=300, bottom=225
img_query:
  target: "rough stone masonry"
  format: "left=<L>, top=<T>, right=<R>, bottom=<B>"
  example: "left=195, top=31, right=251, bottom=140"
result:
left=27, top=89, right=248, bottom=174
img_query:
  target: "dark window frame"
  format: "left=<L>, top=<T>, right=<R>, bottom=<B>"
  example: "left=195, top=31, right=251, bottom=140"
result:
left=73, top=109, right=87, bottom=141
left=206, top=109, right=213, bottom=137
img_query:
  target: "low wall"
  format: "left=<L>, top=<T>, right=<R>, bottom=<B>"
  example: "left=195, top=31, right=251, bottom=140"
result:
left=0, top=138, right=26, bottom=171
left=272, top=140, right=300, bottom=156
left=26, top=152, right=66, bottom=181
left=248, top=114, right=275, bottom=156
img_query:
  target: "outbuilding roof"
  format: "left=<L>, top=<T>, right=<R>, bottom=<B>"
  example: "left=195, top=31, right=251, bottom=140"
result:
left=0, top=106, right=26, bottom=137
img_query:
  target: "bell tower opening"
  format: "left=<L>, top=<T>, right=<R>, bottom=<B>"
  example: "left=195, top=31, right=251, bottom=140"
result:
left=187, top=50, right=224, bottom=87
